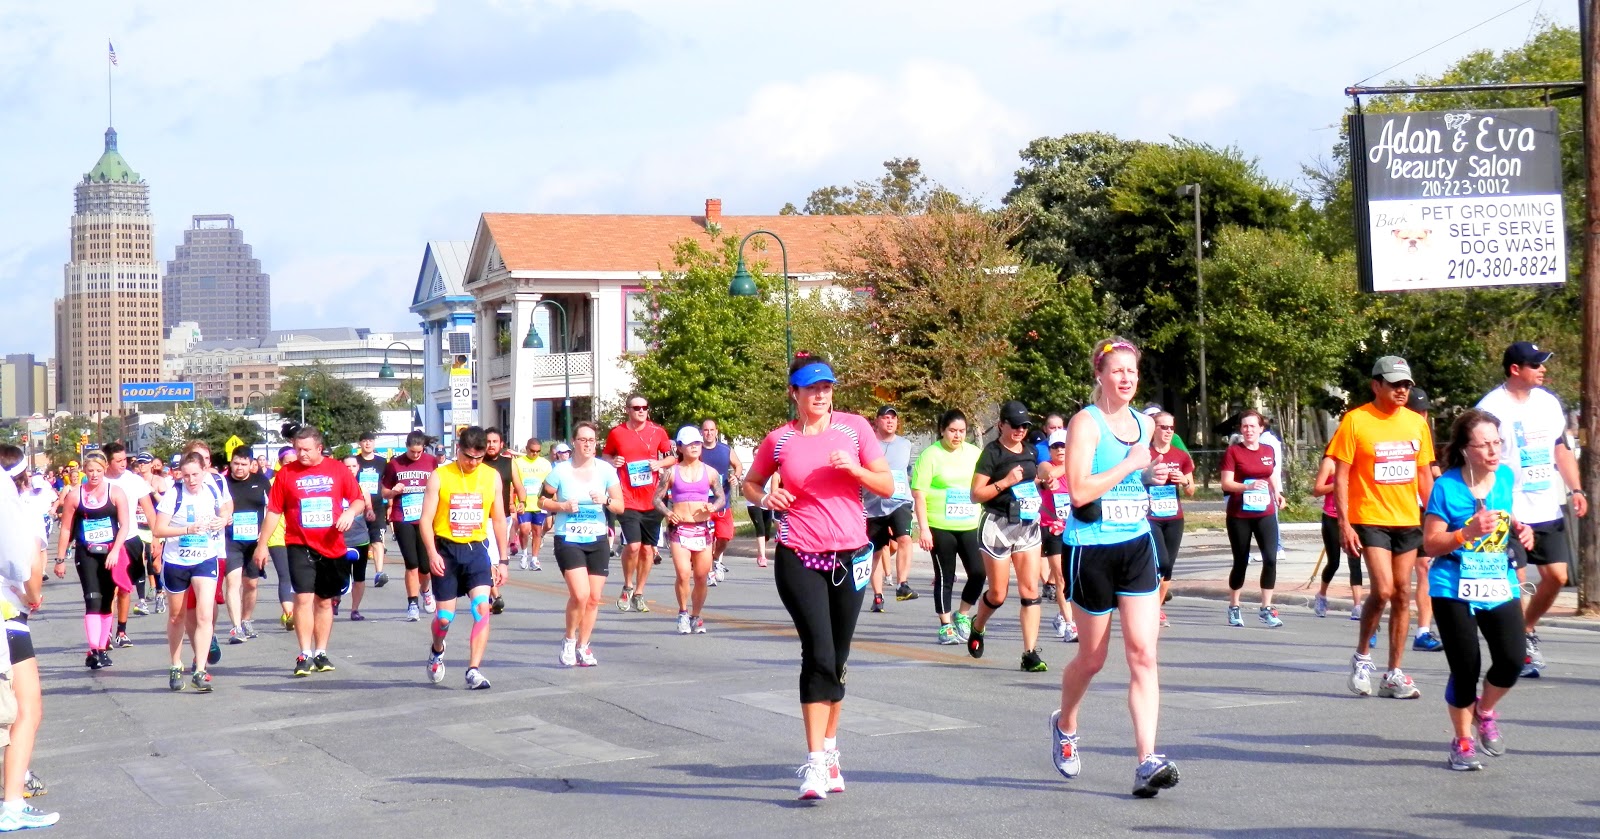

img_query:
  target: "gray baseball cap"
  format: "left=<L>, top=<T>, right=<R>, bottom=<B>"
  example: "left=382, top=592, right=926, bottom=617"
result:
left=1371, top=356, right=1413, bottom=384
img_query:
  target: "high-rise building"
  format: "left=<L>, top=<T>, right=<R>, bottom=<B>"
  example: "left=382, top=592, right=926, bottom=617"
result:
left=164, top=214, right=271, bottom=341
left=55, top=126, right=164, bottom=415
left=0, top=354, right=51, bottom=418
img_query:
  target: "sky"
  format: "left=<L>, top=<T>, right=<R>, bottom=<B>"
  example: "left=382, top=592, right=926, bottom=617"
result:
left=0, top=0, right=1579, bottom=359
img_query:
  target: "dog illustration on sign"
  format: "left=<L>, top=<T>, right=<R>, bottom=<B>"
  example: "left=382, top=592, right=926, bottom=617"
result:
left=1391, top=228, right=1431, bottom=253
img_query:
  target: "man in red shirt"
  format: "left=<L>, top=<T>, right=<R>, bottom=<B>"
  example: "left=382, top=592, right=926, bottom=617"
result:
left=254, top=426, right=365, bottom=677
left=603, top=394, right=676, bottom=613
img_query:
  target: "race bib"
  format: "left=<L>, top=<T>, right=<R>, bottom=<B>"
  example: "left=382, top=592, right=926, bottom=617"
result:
left=891, top=472, right=911, bottom=501
left=564, top=505, right=606, bottom=543
left=134, top=507, right=148, bottom=527
left=1013, top=482, right=1041, bottom=522
left=448, top=493, right=486, bottom=539
left=1053, top=492, right=1072, bottom=519
left=1457, top=549, right=1512, bottom=603
left=1516, top=424, right=1555, bottom=493
left=1372, top=441, right=1419, bottom=485
left=1102, top=478, right=1150, bottom=531
left=1242, top=483, right=1271, bottom=513
left=359, top=472, right=380, bottom=497
left=677, top=524, right=709, bottom=552
left=82, top=516, right=114, bottom=547
left=1148, top=485, right=1179, bottom=518
left=626, top=460, right=653, bottom=488
left=943, top=488, right=978, bottom=521
left=231, top=511, right=259, bottom=541
left=850, top=546, right=872, bottom=591
left=400, top=490, right=424, bottom=523
left=301, top=497, right=334, bottom=529
left=173, top=544, right=212, bottom=563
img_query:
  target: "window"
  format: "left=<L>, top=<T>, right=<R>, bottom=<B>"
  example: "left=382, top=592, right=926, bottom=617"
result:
left=624, top=289, right=652, bottom=354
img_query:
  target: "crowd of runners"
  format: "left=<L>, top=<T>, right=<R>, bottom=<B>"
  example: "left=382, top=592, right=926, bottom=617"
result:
left=0, top=335, right=1584, bottom=823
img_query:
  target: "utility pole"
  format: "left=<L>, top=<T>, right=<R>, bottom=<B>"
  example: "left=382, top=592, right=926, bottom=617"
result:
left=1580, top=0, right=1599, bottom=614
left=1180, top=184, right=1208, bottom=445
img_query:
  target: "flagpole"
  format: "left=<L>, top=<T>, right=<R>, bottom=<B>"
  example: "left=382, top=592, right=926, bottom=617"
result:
left=107, top=39, right=112, bottom=126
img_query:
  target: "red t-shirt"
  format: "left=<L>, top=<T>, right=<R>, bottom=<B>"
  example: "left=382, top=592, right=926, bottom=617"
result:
left=1148, top=446, right=1195, bottom=520
left=748, top=412, right=884, bottom=553
left=267, top=456, right=363, bottom=557
left=381, top=451, right=439, bottom=524
left=603, top=422, right=674, bottom=511
left=1221, top=443, right=1275, bottom=519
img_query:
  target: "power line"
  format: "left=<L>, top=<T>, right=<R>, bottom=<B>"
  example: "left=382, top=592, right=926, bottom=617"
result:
left=1354, top=0, right=1535, bottom=86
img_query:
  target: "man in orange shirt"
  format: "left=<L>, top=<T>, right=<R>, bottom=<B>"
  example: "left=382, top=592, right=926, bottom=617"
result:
left=1331, top=356, right=1435, bottom=700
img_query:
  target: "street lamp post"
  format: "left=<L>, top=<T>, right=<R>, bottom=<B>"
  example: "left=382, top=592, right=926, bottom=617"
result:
left=298, top=387, right=310, bottom=426
left=522, top=299, right=574, bottom=442
left=377, top=340, right=412, bottom=381
left=1179, top=184, right=1208, bottom=445
left=727, top=230, right=793, bottom=417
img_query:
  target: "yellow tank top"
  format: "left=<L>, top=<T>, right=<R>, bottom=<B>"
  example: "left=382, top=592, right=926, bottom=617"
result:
left=266, top=474, right=287, bottom=547
left=432, top=462, right=500, bottom=542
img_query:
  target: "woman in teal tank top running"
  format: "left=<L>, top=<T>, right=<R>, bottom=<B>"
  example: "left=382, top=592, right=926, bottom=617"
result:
left=1049, top=337, right=1181, bottom=798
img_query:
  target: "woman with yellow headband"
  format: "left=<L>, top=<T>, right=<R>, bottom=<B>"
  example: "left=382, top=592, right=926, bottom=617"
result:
left=53, top=450, right=134, bottom=670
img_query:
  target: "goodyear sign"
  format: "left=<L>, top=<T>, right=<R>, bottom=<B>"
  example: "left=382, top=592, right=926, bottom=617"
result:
left=119, top=382, right=196, bottom=403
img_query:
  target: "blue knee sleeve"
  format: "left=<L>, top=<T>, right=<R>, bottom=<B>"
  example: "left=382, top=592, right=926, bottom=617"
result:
left=469, top=594, right=489, bottom=624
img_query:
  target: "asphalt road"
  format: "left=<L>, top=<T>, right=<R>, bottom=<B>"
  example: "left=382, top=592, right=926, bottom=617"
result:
left=23, top=537, right=1600, bottom=839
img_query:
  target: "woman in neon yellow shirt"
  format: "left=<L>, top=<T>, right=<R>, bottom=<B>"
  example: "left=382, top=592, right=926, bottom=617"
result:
left=912, top=409, right=984, bottom=646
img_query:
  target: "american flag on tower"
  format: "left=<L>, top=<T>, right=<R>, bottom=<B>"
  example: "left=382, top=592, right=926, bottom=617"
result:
left=108, top=40, right=117, bottom=65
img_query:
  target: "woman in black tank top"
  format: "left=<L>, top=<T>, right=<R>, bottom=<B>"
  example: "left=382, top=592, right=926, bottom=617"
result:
left=53, top=452, right=130, bottom=669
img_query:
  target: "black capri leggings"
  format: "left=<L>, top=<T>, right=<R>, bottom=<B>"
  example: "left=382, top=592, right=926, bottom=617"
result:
left=75, top=548, right=115, bottom=615
left=773, top=542, right=867, bottom=705
left=1320, top=513, right=1363, bottom=587
left=1151, top=518, right=1184, bottom=581
left=269, top=545, right=294, bottom=604
left=747, top=506, right=774, bottom=540
left=1226, top=514, right=1279, bottom=591
left=930, top=527, right=984, bottom=615
left=1432, top=596, right=1525, bottom=709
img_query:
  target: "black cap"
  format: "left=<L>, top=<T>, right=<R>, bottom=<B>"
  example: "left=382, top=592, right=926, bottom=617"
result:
left=1406, top=386, right=1431, bottom=413
left=999, top=400, right=1032, bottom=427
left=875, top=405, right=898, bottom=418
left=1503, top=341, right=1553, bottom=370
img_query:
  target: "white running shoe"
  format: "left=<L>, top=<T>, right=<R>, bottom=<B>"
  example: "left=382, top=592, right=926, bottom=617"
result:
left=518, top=554, right=532, bottom=571
left=796, top=759, right=828, bottom=800
left=0, top=804, right=59, bottom=831
left=530, top=556, right=542, bottom=571
left=427, top=648, right=445, bottom=684
left=824, top=749, right=845, bottom=793
left=423, top=591, right=437, bottom=614
left=1053, top=613, right=1068, bottom=641
left=577, top=644, right=597, bottom=666
left=707, top=572, right=719, bottom=588
left=559, top=637, right=578, bottom=667
left=1348, top=653, right=1373, bottom=696
left=677, top=612, right=692, bottom=635
left=715, top=560, right=727, bottom=582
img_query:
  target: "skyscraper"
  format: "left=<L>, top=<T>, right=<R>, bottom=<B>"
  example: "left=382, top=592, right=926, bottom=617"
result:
left=55, top=126, right=164, bottom=414
left=164, top=214, right=271, bottom=341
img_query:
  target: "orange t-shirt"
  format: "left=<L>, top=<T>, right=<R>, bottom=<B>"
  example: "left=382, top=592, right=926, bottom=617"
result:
left=1328, top=402, right=1434, bottom=527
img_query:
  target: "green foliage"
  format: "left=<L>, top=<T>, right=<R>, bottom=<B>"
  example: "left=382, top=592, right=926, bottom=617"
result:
left=271, top=366, right=381, bottom=449
left=780, top=158, right=972, bottom=216
left=147, top=401, right=265, bottom=462
left=1007, top=273, right=1105, bottom=417
left=1006, top=132, right=1149, bottom=280
left=384, top=377, right=424, bottom=409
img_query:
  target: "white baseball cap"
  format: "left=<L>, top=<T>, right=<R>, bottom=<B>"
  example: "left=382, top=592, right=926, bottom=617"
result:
left=675, top=426, right=702, bottom=446
left=1047, top=429, right=1068, bottom=447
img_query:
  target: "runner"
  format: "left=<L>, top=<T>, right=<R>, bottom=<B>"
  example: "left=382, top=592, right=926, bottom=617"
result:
left=1311, top=452, right=1365, bottom=618
left=224, top=447, right=271, bottom=642
left=53, top=451, right=131, bottom=669
left=1221, top=410, right=1285, bottom=628
left=418, top=426, right=510, bottom=689
left=1147, top=412, right=1195, bottom=627
left=131, top=452, right=167, bottom=616
left=1406, top=387, right=1443, bottom=652
left=514, top=437, right=553, bottom=571
left=254, top=426, right=365, bottom=677
left=604, top=395, right=675, bottom=614
left=864, top=406, right=917, bottom=612
left=1036, top=428, right=1078, bottom=642
left=543, top=422, right=624, bottom=666
left=967, top=400, right=1047, bottom=672
left=1033, top=414, right=1066, bottom=465
left=1421, top=408, right=1533, bottom=770
left=699, top=419, right=742, bottom=584
left=0, top=446, right=59, bottom=830
left=1333, top=356, right=1435, bottom=699
left=340, top=455, right=374, bottom=620
left=747, top=473, right=779, bottom=569
left=742, top=351, right=891, bottom=800
left=354, top=433, right=391, bottom=588
left=1476, top=341, right=1587, bottom=676
left=151, top=453, right=229, bottom=691
left=654, top=426, right=727, bottom=635
left=101, top=443, right=158, bottom=647
left=913, top=410, right=984, bottom=646
left=481, top=428, right=523, bottom=614
left=381, top=431, right=439, bottom=621
left=264, top=447, right=297, bottom=631
left=1052, top=337, right=1177, bottom=797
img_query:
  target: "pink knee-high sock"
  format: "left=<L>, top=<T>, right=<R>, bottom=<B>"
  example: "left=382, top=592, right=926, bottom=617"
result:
left=83, top=614, right=98, bottom=650
left=99, top=612, right=114, bottom=648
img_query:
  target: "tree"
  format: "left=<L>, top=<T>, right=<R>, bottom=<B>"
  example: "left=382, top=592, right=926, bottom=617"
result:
left=781, top=158, right=969, bottom=216
left=384, top=377, right=423, bottom=409
left=1006, top=132, right=1149, bottom=280
left=271, top=366, right=381, bottom=449
left=1007, top=273, right=1106, bottom=418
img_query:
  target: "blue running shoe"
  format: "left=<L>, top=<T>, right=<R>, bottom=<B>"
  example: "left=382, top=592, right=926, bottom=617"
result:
left=1412, top=631, right=1443, bottom=652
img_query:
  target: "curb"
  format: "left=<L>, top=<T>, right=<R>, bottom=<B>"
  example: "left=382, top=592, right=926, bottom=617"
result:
left=1167, top=582, right=1600, bottom=633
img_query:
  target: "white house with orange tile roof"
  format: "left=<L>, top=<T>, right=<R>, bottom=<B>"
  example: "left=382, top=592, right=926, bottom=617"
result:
left=460, top=199, right=882, bottom=447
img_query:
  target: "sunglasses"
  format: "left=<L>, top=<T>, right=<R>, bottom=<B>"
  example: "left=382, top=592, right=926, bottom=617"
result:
left=1156, top=424, right=1175, bottom=430
left=459, top=450, right=486, bottom=462
left=629, top=404, right=649, bottom=411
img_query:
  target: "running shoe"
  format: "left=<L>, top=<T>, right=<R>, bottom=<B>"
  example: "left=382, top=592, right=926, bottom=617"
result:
left=423, top=591, right=437, bottom=614
left=332, top=597, right=340, bottom=616
left=757, top=554, right=768, bottom=568
left=1048, top=710, right=1081, bottom=779
left=281, top=613, right=295, bottom=632
left=1159, top=611, right=1171, bottom=628
left=1133, top=753, right=1180, bottom=798
left=938, top=624, right=958, bottom=645
left=229, top=626, right=245, bottom=645
left=577, top=644, right=597, bottom=666
left=1370, top=632, right=1379, bottom=648
left=715, top=559, right=727, bottom=582
left=1413, top=630, right=1442, bottom=651
left=1348, top=653, right=1374, bottom=696
left=618, top=586, right=634, bottom=612
left=1021, top=649, right=1048, bottom=673
left=1063, top=621, right=1079, bottom=643
left=895, top=582, right=918, bottom=602
left=406, top=602, right=420, bottom=622
left=427, top=648, right=445, bottom=684
left=1041, top=583, right=1057, bottom=602
left=373, top=571, right=389, bottom=588
left=823, top=749, right=845, bottom=793
left=870, top=594, right=884, bottom=613
left=113, top=632, right=132, bottom=649
left=293, top=654, right=312, bottom=677
left=168, top=665, right=184, bottom=691
left=154, top=596, right=167, bottom=614
left=491, top=596, right=505, bottom=615
left=796, top=759, right=828, bottom=800
left=464, top=667, right=491, bottom=690
left=1475, top=708, right=1505, bottom=756
left=631, top=593, right=648, bottom=613
left=1313, top=593, right=1328, bottom=618
left=1053, top=613, right=1069, bottom=640
left=530, top=557, right=542, bottom=572
left=1258, top=606, right=1283, bottom=628
left=677, top=612, right=692, bottom=635
left=1350, top=604, right=1362, bottom=621
left=1448, top=737, right=1483, bottom=771
left=1227, top=605, right=1243, bottom=627
left=85, top=651, right=100, bottom=671
left=953, top=612, right=972, bottom=642
left=693, top=617, right=707, bottom=634
left=208, top=636, right=222, bottom=666
left=22, top=771, right=45, bottom=799
left=559, top=638, right=577, bottom=667
left=350, top=611, right=365, bottom=622
left=0, top=804, right=60, bottom=831
left=707, top=572, right=719, bottom=588
left=312, top=653, right=336, bottom=673
left=1378, top=670, right=1421, bottom=699
left=1525, top=632, right=1545, bottom=668
left=518, top=554, right=531, bottom=571
left=96, top=649, right=113, bottom=668
left=1520, top=659, right=1542, bottom=679
left=967, top=627, right=985, bottom=659
left=191, top=670, right=213, bottom=693
left=132, top=598, right=150, bottom=616
left=242, top=620, right=258, bottom=639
